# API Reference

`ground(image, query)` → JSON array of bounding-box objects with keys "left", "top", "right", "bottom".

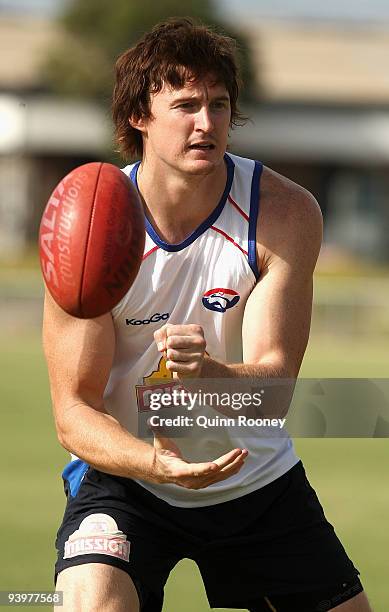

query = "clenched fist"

[{"left": 154, "top": 323, "right": 206, "bottom": 378}]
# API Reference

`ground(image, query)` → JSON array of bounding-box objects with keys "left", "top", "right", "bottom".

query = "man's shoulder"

[
  {"left": 256, "top": 166, "right": 323, "bottom": 269},
  {"left": 260, "top": 165, "right": 322, "bottom": 228}
]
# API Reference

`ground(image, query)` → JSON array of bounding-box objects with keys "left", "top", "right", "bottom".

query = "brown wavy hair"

[{"left": 112, "top": 17, "right": 244, "bottom": 160}]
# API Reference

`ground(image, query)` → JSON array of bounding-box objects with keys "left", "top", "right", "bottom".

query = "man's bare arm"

[
  {"left": 238, "top": 169, "right": 323, "bottom": 378},
  {"left": 43, "top": 291, "right": 156, "bottom": 477},
  {"left": 43, "top": 291, "right": 246, "bottom": 486}
]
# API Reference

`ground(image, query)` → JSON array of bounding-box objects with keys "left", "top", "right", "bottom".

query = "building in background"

[
  {"left": 232, "top": 19, "right": 389, "bottom": 263},
  {"left": 0, "top": 14, "right": 111, "bottom": 256},
  {"left": 1, "top": 8, "right": 389, "bottom": 264}
]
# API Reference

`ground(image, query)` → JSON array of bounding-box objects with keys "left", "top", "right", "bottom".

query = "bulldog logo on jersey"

[{"left": 202, "top": 288, "right": 240, "bottom": 313}]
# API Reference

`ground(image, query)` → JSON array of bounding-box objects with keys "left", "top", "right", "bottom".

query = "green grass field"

[{"left": 1, "top": 326, "right": 388, "bottom": 610}]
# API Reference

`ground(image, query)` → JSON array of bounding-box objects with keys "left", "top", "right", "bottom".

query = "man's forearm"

[
  {"left": 199, "top": 357, "right": 295, "bottom": 419},
  {"left": 56, "top": 401, "right": 155, "bottom": 480},
  {"left": 201, "top": 356, "right": 290, "bottom": 379}
]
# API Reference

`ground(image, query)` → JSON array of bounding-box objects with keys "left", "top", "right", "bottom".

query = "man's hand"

[
  {"left": 154, "top": 323, "right": 206, "bottom": 378},
  {"left": 152, "top": 323, "right": 248, "bottom": 489},
  {"left": 149, "top": 430, "right": 248, "bottom": 489}
]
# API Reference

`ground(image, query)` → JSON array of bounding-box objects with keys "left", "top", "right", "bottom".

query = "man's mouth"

[{"left": 188, "top": 143, "right": 216, "bottom": 150}]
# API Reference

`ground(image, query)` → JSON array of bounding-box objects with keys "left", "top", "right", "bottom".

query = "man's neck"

[{"left": 136, "top": 157, "right": 227, "bottom": 244}]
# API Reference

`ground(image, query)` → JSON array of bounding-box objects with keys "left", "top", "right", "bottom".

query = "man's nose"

[{"left": 195, "top": 106, "right": 214, "bottom": 132}]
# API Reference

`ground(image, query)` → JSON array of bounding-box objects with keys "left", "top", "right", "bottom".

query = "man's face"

[{"left": 138, "top": 75, "right": 231, "bottom": 175}]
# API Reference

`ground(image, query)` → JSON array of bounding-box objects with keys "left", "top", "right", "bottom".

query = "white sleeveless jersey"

[{"left": 103, "top": 152, "right": 299, "bottom": 507}]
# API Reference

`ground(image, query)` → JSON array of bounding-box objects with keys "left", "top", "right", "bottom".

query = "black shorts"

[{"left": 55, "top": 461, "right": 363, "bottom": 611}]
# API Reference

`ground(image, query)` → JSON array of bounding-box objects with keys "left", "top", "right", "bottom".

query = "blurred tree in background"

[{"left": 43, "top": 0, "right": 255, "bottom": 105}]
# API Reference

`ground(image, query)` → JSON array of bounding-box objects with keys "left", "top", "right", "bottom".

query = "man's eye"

[
  {"left": 212, "top": 101, "right": 227, "bottom": 109},
  {"left": 178, "top": 103, "right": 194, "bottom": 109}
]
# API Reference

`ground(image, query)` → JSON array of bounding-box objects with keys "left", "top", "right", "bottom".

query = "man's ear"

[{"left": 129, "top": 116, "right": 147, "bottom": 134}]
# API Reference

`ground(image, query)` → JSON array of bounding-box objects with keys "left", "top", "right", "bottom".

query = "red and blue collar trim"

[{"left": 129, "top": 153, "right": 235, "bottom": 252}]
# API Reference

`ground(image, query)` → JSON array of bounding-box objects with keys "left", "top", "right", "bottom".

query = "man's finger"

[
  {"left": 183, "top": 461, "right": 220, "bottom": 477},
  {"left": 198, "top": 463, "right": 245, "bottom": 488},
  {"left": 194, "top": 452, "right": 248, "bottom": 487},
  {"left": 166, "top": 348, "right": 202, "bottom": 363},
  {"left": 178, "top": 450, "right": 246, "bottom": 483},
  {"left": 166, "top": 360, "right": 201, "bottom": 373},
  {"left": 212, "top": 448, "right": 247, "bottom": 470},
  {"left": 154, "top": 324, "right": 168, "bottom": 351},
  {"left": 219, "top": 451, "right": 247, "bottom": 473},
  {"left": 166, "top": 335, "right": 205, "bottom": 350},
  {"left": 165, "top": 324, "right": 204, "bottom": 337}
]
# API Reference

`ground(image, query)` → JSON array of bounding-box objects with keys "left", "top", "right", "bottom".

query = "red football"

[{"left": 39, "top": 162, "right": 145, "bottom": 318}]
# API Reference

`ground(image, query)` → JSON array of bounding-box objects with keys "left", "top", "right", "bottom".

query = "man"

[{"left": 43, "top": 18, "right": 371, "bottom": 612}]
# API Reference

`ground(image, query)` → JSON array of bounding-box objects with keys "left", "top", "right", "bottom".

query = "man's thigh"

[
  {"left": 56, "top": 564, "right": 139, "bottom": 612},
  {"left": 247, "top": 579, "right": 370, "bottom": 612},
  {"left": 194, "top": 462, "right": 364, "bottom": 610},
  {"left": 55, "top": 465, "right": 181, "bottom": 611},
  {"left": 331, "top": 591, "right": 372, "bottom": 611}
]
